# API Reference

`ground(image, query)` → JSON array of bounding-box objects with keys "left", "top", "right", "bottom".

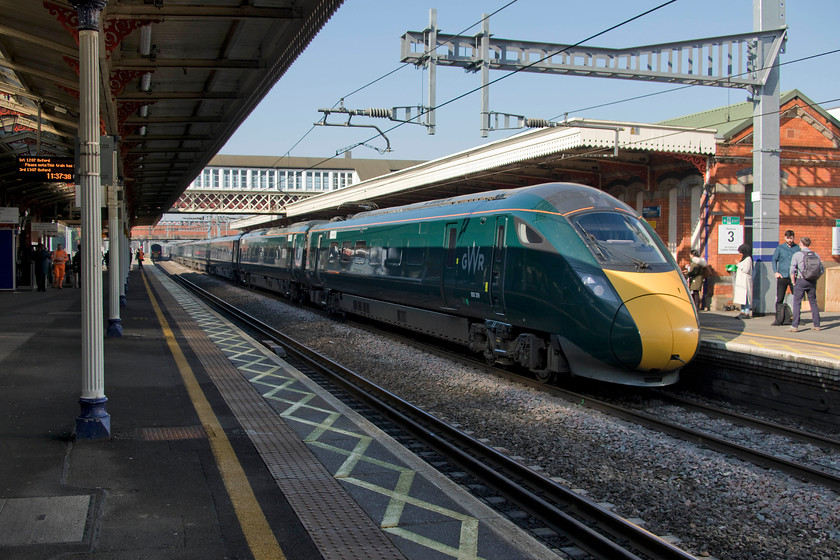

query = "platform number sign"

[
  {"left": 718, "top": 217, "right": 743, "bottom": 255},
  {"left": 833, "top": 221, "right": 840, "bottom": 255}
]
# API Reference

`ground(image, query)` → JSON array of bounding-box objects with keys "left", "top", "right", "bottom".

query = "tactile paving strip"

[
  {"left": 147, "top": 271, "right": 406, "bottom": 560},
  {"left": 148, "top": 267, "right": 554, "bottom": 560}
]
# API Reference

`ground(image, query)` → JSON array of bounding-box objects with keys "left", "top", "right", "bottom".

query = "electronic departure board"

[{"left": 17, "top": 156, "right": 74, "bottom": 182}]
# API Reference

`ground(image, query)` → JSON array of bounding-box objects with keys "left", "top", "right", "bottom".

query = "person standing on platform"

[
  {"left": 33, "top": 243, "right": 51, "bottom": 292},
  {"left": 684, "top": 249, "right": 708, "bottom": 310},
  {"left": 136, "top": 248, "right": 144, "bottom": 268},
  {"left": 770, "top": 230, "right": 799, "bottom": 325},
  {"left": 51, "top": 243, "right": 69, "bottom": 289},
  {"left": 732, "top": 243, "right": 753, "bottom": 319},
  {"left": 789, "top": 236, "right": 824, "bottom": 332}
]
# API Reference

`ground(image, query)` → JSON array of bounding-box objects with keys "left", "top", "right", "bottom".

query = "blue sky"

[{"left": 220, "top": 0, "right": 840, "bottom": 163}]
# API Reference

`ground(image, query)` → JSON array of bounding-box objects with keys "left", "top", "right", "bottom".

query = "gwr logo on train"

[{"left": 462, "top": 243, "right": 485, "bottom": 274}]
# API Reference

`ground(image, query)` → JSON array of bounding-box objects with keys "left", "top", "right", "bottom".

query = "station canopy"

[{"left": 0, "top": 0, "right": 343, "bottom": 227}]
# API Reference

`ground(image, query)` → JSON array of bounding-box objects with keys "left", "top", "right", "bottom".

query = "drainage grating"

[{"left": 139, "top": 425, "right": 206, "bottom": 441}]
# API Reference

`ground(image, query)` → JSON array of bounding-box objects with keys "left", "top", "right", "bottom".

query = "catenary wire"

[
  {"left": 287, "top": 0, "right": 680, "bottom": 169},
  {"left": 277, "top": 1, "right": 521, "bottom": 161}
]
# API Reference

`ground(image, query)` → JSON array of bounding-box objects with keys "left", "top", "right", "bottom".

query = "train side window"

[
  {"left": 445, "top": 227, "right": 457, "bottom": 267},
  {"left": 385, "top": 246, "right": 402, "bottom": 267},
  {"left": 354, "top": 241, "right": 367, "bottom": 264},
  {"left": 340, "top": 241, "right": 353, "bottom": 264},
  {"left": 406, "top": 238, "right": 425, "bottom": 266},
  {"left": 369, "top": 244, "right": 383, "bottom": 265},
  {"left": 328, "top": 242, "right": 339, "bottom": 262},
  {"left": 515, "top": 219, "right": 544, "bottom": 245},
  {"left": 495, "top": 226, "right": 504, "bottom": 262}
]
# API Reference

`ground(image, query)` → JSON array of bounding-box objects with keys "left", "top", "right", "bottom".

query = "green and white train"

[{"left": 173, "top": 183, "right": 700, "bottom": 386}]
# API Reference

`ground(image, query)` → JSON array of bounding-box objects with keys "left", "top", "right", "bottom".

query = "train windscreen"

[{"left": 571, "top": 212, "right": 670, "bottom": 271}]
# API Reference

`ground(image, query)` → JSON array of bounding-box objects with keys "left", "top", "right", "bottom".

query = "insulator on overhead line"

[
  {"left": 524, "top": 118, "right": 551, "bottom": 128},
  {"left": 362, "top": 108, "right": 393, "bottom": 119}
]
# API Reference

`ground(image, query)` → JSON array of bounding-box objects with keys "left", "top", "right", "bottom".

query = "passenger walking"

[
  {"left": 52, "top": 243, "right": 69, "bottom": 289},
  {"left": 136, "top": 248, "right": 144, "bottom": 269},
  {"left": 33, "top": 242, "right": 51, "bottom": 292},
  {"left": 684, "top": 249, "right": 707, "bottom": 310},
  {"left": 770, "top": 230, "right": 799, "bottom": 325},
  {"left": 788, "top": 236, "right": 824, "bottom": 332},
  {"left": 732, "top": 243, "right": 753, "bottom": 319}
]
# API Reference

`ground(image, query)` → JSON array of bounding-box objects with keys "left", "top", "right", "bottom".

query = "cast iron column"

[
  {"left": 72, "top": 0, "right": 110, "bottom": 439},
  {"left": 107, "top": 182, "right": 122, "bottom": 335}
]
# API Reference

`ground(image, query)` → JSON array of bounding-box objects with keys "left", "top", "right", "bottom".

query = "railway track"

[
  {"left": 342, "top": 308, "right": 840, "bottom": 493},
  {"left": 168, "top": 270, "right": 699, "bottom": 560},
  {"left": 347, "top": 312, "right": 840, "bottom": 493}
]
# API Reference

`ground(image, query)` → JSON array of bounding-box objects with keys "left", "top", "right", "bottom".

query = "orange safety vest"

[{"left": 52, "top": 249, "right": 69, "bottom": 266}]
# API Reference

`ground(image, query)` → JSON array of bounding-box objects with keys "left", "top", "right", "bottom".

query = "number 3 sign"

[{"left": 718, "top": 224, "right": 744, "bottom": 254}]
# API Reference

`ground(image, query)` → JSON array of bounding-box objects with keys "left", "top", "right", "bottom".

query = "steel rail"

[
  {"left": 649, "top": 390, "right": 840, "bottom": 453},
  {"left": 168, "top": 272, "right": 698, "bottom": 560},
  {"left": 336, "top": 311, "right": 840, "bottom": 491}
]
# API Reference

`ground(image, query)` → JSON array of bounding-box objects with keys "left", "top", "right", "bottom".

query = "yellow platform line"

[
  {"left": 701, "top": 327, "right": 840, "bottom": 362},
  {"left": 142, "top": 273, "right": 286, "bottom": 560},
  {"left": 702, "top": 326, "right": 840, "bottom": 350}
]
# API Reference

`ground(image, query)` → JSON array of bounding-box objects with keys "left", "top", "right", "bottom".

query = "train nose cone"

[{"left": 612, "top": 294, "right": 699, "bottom": 372}]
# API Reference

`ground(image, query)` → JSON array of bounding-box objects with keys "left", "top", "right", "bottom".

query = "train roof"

[
  {"left": 320, "top": 183, "right": 637, "bottom": 228},
  {"left": 240, "top": 220, "right": 330, "bottom": 239}
]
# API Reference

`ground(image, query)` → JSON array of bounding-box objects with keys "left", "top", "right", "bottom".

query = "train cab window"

[
  {"left": 340, "top": 241, "right": 353, "bottom": 264},
  {"left": 328, "top": 242, "right": 339, "bottom": 263},
  {"left": 515, "top": 219, "right": 544, "bottom": 245},
  {"left": 572, "top": 212, "right": 670, "bottom": 270},
  {"left": 354, "top": 241, "right": 367, "bottom": 264}
]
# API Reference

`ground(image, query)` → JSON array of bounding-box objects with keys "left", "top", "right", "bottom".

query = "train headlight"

[{"left": 576, "top": 271, "right": 619, "bottom": 303}]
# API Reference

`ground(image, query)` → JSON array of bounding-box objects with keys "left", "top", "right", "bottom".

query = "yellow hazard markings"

[
  {"left": 701, "top": 326, "right": 840, "bottom": 362},
  {"left": 141, "top": 273, "right": 286, "bottom": 560}
]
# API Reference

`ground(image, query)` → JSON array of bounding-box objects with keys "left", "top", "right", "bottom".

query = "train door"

[
  {"left": 307, "top": 233, "right": 326, "bottom": 286},
  {"left": 441, "top": 223, "right": 459, "bottom": 310},
  {"left": 490, "top": 217, "right": 507, "bottom": 316},
  {"left": 292, "top": 233, "right": 306, "bottom": 283}
]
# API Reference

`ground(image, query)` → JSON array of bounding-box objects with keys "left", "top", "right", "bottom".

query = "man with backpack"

[{"left": 788, "top": 236, "right": 825, "bottom": 332}]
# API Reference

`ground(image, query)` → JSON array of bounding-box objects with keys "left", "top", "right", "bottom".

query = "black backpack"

[
  {"left": 801, "top": 251, "right": 822, "bottom": 281},
  {"left": 775, "top": 303, "right": 793, "bottom": 325}
]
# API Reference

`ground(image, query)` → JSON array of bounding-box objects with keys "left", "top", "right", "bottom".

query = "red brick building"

[{"left": 649, "top": 90, "right": 839, "bottom": 311}]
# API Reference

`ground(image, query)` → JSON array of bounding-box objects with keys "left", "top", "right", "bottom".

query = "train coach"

[{"left": 173, "top": 182, "right": 700, "bottom": 387}]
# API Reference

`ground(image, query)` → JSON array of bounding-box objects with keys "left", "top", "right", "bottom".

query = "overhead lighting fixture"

[
  {"left": 140, "top": 25, "right": 152, "bottom": 57},
  {"left": 1, "top": 114, "right": 18, "bottom": 133}
]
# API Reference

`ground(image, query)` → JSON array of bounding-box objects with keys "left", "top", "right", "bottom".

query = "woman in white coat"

[{"left": 732, "top": 243, "right": 753, "bottom": 319}]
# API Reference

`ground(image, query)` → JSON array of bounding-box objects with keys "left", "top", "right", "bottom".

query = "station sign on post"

[
  {"left": 0, "top": 207, "right": 18, "bottom": 225},
  {"left": 718, "top": 216, "right": 743, "bottom": 255},
  {"left": 32, "top": 222, "right": 60, "bottom": 237}
]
